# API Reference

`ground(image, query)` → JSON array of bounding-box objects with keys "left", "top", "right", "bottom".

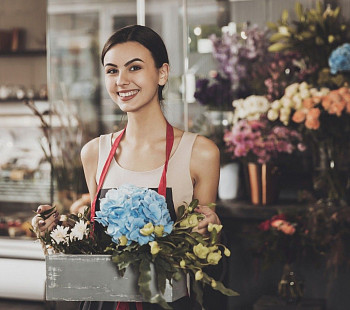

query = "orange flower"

[
  {"left": 328, "top": 90, "right": 342, "bottom": 102},
  {"left": 328, "top": 101, "right": 346, "bottom": 116},
  {"left": 271, "top": 219, "right": 296, "bottom": 235},
  {"left": 312, "top": 96, "right": 322, "bottom": 104},
  {"left": 347, "top": 102, "right": 350, "bottom": 114},
  {"left": 342, "top": 93, "right": 350, "bottom": 104},
  {"left": 292, "top": 110, "right": 306, "bottom": 123},
  {"left": 322, "top": 97, "right": 332, "bottom": 110},
  {"left": 302, "top": 98, "right": 314, "bottom": 109},
  {"left": 305, "top": 108, "right": 321, "bottom": 130},
  {"left": 338, "top": 87, "right": 349, "bottom": 95}
]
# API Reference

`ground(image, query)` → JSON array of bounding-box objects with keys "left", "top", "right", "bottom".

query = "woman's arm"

[
  {"left": 80, "top": 137, "right": 99, "bottom": 201},
  {"left": 190, "top": 135, "right": 221, "bottom": 234}
]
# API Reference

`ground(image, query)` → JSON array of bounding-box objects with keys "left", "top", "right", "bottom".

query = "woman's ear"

[{"left": 158, "top": 63, "right": 170, "bottom": 86}]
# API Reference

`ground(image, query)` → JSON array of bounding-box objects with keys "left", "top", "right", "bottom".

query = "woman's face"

[{"left": 103, "top": 41, "right": 168, "bottom": 113}]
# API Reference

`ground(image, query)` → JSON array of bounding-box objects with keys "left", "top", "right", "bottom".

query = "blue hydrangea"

[
  {"left": 94, "top": 184, "right": 174, "bottom": 246},
  {"left": 329, "top": 43, "right": 350, "bottom": 74}
]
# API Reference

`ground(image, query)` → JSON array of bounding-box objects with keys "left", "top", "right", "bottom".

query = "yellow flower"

[
  {"left": 119, "top": 235, "right": 128, "bottom": 246},
  {"left": 154, "top": 225, "right": 164, "bottom": 237},
  {"left": 208, "top": 223, "right": 223, "bottom": 233},
  {"left": 195, "top": 270, "right": 203, "bottom": 281},
  {"left": 180, "top": 214, "right": 199, "bottom": 228},
  {"left": 193, "top": 243, "right": 209, "bottom": 259},
  {"left": 224, "top": 247, "right": 231, "bottom": 257},
  {"left": 209, "top": 245, "right": 218, "bottom": 252},
  {"left": 211, "top": 280, "right": 217, "bottom": 288},
  {"left": 149, "top": 241, "right": 161, "bottom": 255},
  {"left": 180, "top": 260, "right": 186, "bottom": 268},
  {"left": 140, "top": 223, "right": 154, "bottom": 236},
  {"left": 207, "top": 251, "right": 222, "bottom": 265}
]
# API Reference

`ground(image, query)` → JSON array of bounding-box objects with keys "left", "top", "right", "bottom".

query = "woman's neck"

[{"left": 124, "top": 106, "right": 168, "bottom": 143}]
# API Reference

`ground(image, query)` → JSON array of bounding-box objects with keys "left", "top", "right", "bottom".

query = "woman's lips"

[{"left": 118, "top": 90, "right": 139, "bottom": 101}]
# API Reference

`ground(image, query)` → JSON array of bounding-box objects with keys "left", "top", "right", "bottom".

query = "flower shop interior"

[{"left": 1, "top": 0, "right": 350, "bottom": 309}]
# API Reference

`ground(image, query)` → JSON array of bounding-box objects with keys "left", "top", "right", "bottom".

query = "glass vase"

[{"left": 278, "top": 263, "right": 304, "bottom": 304}]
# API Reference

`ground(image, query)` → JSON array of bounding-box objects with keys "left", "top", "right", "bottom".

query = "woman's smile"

[{"left": 118, "top": 90, "right": 140, "bottom": 101}]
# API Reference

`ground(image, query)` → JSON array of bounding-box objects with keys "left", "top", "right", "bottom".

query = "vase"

[
  {"left": 312, "top": 139, "right": 350, "bottom": 203},
  {"left": 218, "top": 162, "right": 240, "bottom": 200},
  {"left": 278, "top": 263, "right": 304, "bottom": 304},
  {"left": 247, "top": 163, "right": 279, "bottom": 205}
]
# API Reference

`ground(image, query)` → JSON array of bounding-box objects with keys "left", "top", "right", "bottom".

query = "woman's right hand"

[{"left": 31, "top": 205, "right": 60, "bottom": 236}]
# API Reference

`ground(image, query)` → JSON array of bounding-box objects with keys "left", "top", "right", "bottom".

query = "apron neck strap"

[{"left": 90, "top": 122, "right": 174, "bottom": 227}]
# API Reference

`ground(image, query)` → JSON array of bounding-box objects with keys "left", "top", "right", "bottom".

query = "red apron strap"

[
  {"left": 90, "top": 127, "right": 126, "bottom": 231},
  {"left": 135, "top": 302, "right": 143, "bottom": 310},
  {"left": 158, "top": 122, "right": 174, "bottom": 197},
  {"left": 116, "top": 301, "right": 129, "bottom": 310},
  {"left": 90, "top": 122, "right": 174, "bottom": 230}
]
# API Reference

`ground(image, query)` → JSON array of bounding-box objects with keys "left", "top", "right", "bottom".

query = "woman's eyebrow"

[{"left": 104, "top": 58, "right": 144, "bottom": 68}]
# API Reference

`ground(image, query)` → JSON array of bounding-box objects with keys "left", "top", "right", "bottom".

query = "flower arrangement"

[
  {"left": 224, "top": 118, "right": 305, "bottom": 164},
  {"left": 256, "top": 213, "right": 313, "bottom": 266},
  {"left": 267, "top": 1, "right": 350, "bottom": 88},
  {"left": 329, "top": 43, "right": 350, "bottom": 75},
  {"left": 33, "top": 184, "right": 238, "bottom": 308},
  {"left": 210, "top": 25, "right": 270, "bottom": 98},
  {"left": 194, "top": 71, "right": 233, "bottom": 111},
  {"left": 266, "top": 82, "right": 330, "bottom": 126},
  {"left": 232, "top": 95, "right": 270, "bottom": 124}
]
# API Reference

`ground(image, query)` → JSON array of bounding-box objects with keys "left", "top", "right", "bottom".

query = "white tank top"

[{"left": 95, "top": 131, "right": 198, "bottom": 215}]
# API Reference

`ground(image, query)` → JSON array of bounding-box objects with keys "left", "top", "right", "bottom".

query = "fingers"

[
  {"left": 39, "top": 212, "right": 59, "bottom": 232},
  {"left": 36, "top": 204, "right": 52, "bottom": 214}
]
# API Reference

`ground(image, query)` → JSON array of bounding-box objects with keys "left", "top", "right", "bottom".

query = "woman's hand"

[
  {"left": 31, "top": 205, "right": 60, "bottom": 237},
  {"left": 194, "top": 205, "right": 221, "bottom": 235}
]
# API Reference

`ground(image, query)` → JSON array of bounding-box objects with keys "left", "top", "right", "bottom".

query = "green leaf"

[
  {"left": 269, "top": 33, "right": 289, "bottom": 42},
  {"left": 192, "top": 277, "right": 204, "bottom": 307},
  {"left": 210, "top": 228, "right": 218, "bottom": 245},
  {"left": 138, "top": 259, "right": 152, "bottom": 301},
  {"left": 281, "top": 9, "right": 289, "bottom": 23},
  {"left": 212, "top": 281, "right": 240, "bottom": 296},
  {"left": 316, "top": 0, "right": 323, "bottom": 14},
  {"left": 295, "top": 2, "right": 303, "bottom": 20},
  {"left": 150, "top": 294, "right": 172, "bottom": 310},
  {"left": 177, "top": 205, "right": 185, "bottom": 220},
  {"left": 155, "top": 261, "right": 167, "bottom": 295},
  {"left": 333, "top": 6, "right": 340, "bottom": 18},
  {"left": 266, "top": 21, "right": 278, "bottom": 31},
  {"left": 268, "top": 42, "right": 292, "bottom": 52},
  {"left": 188, "top": 199, "right": 199, "bottom": 210}
]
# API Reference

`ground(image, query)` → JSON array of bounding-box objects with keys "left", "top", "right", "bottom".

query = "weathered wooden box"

[{"left": 46, "top": 254, "right": 187, "bottom": 302}]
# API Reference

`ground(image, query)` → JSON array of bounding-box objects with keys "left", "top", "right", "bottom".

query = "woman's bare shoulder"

[
  {"left": 81, "top": 137, "right": 99, "bottom": 164},
  {"left": 192, "top": 134, "right": 220, "bottom": 162}
]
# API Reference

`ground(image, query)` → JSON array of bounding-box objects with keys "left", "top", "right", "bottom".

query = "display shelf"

[
  {"left": 0, "top": 49, "right": 46, "bottom": 57},
  {"left": 0, "top": 179, "right": 50, "bottom": 204}
]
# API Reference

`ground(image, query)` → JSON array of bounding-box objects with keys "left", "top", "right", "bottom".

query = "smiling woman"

[{"left": 32, "top": 24, "right": 221, "bottom": 310}]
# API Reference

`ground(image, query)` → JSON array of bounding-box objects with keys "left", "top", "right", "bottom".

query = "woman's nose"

[{"left": 116, "top": 70, "right": 130, "bottom": 86}]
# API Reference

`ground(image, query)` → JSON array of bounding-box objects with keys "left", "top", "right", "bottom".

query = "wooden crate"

[{"left": 46, "top": 254, "right": 187, "bottom": 302}]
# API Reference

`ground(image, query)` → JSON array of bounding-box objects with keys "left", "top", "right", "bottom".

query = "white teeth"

[{"left": 119, "top": 90, "right": 138, "bottom": 97}]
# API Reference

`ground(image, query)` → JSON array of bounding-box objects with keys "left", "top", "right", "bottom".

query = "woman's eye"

[
  {"left": 106, "top": 68, "right": 118, "bottom": 74},
  {"left": 130, "top": 65, "right": 141, "bottom": 72}
]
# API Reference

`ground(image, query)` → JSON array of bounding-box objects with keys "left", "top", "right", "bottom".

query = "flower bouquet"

[
  {"left": 33, "top": 184, "right": 238, "bottom": 308},
  {"left": 224, "top": 118, "right": 304, "bottom": 165}
]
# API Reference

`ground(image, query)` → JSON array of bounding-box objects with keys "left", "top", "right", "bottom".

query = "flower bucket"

[
  {"left": 247, "top": 163, "right": 280, "bottom": 205},
  {"left": 46, "top": 254, "right": 187, "bottom": 302}
]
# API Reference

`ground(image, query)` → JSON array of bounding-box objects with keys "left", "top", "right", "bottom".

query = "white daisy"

[
  {"left": 50, "top": 225, "right": 69, "bottom": 244},
  {"left": 70, "top": 220, "right": 88, "bottom": 241}
]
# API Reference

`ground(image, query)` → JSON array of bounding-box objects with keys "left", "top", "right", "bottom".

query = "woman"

[{"left": 34, "top": 25, "right": 221, "bottom": 309}]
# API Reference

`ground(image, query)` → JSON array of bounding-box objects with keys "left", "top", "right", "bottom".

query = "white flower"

[
  {"left": 300, "top": 89, "right": 311, "bottom": 100},
  {"left": 292, "top": 93, "right": 302, "bottom": 108},
  {"left": 281, "top": 97, "right": 293, "bottom": 108},
  {"left": 320, "top": 87, "right": 330, "bottom": 96},
  {"left": 271, "top": 100, "right": 282, "bottom": 110},
  {"left": 70, "top": 220, "right": 88, "bottom": 241},
  {"left": 284, "top": 83, "right": 299, "bottom": 98},
  {"left": 278, "top": 26, "right": 289, "bottom": 35},
  {"left": 298, "top": 81, "right": 309, "bottom": 91},
  {"left": 267, "top": 109, "right": 279, "bottom": 121},
  {"left": 50, "top": 225, "right": 69, "bottom": 244}
]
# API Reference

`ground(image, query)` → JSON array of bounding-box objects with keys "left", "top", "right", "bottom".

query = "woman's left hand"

[{"left": 194, "top": 205, "right": 221, "bottom": 235}]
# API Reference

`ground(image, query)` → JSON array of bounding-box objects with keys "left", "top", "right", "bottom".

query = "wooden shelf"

[{"left": 0, "top": 50, "right": 46, "bottom": 57}]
